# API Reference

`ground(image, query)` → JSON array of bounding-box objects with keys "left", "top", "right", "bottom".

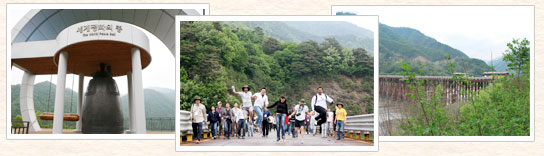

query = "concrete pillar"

[
  {"left": 74, "top": 73, "right": 84, "bottom": 132},
  {"left": 126, "top": 71, "right": 135, "bottom": 133},
  {"left": 20, "top": 71, "right": 41, "bottom": 131},
  {"left": 53, "top": 51, "right": 68, "bottom": 134},
  {"left": 130, "top": 48, "right": 146, "bottom": 134}
]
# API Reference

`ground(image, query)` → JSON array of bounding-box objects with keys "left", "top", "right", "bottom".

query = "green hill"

[
  {"left": 488, "top": 56, "right": 511, "bottom": 73},
  {"left": 379, "top": 23, "right": 490, "bottom": 76},
  {"left": 120, "top": 88, "right": 175, "bottom": 118},
  {"left": 228, "top": 21, "right": 374, "bottom": 53},
  {"left": 11, "top": 81, "right": 78, "bottom": 119},
  {"left": 336, "top": 10, "right": 490, "bottom": 76}
]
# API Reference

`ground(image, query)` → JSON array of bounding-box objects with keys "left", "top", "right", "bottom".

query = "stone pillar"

[
  {"left": 20, "top": 71, "right": 41, "bottom": 131},
  {"left": 74, "top": 73, "right": 84, "bottom": 132},
  {"left": 53, "top": 51, "right": 68, "bottom": 134},
  {"left": 130, "top": 48, "right": 146, "bottom": 134},
  {"left": 126, "top": 71, "right": 135, "bottom": 133}
]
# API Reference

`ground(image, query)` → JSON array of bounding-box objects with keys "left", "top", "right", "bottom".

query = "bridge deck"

[{"left": 182, "top": 130, "right": 373, "bottom": 146}]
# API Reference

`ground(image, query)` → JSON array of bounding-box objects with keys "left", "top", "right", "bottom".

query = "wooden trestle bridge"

[{"left": 379, "top": 75, "right": 495, "bottom": 105}]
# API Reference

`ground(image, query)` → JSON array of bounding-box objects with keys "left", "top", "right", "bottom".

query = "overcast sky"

[
  {"left": 9, "top": 9, "right": 175, "bottom": 95},
  {"left": 333, "top": 6, "right": 534, "bottom": 62}
]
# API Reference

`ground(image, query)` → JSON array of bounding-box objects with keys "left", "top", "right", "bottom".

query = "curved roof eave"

[{"left": 11, "top": 9, "right": 198, "bottom": 56}]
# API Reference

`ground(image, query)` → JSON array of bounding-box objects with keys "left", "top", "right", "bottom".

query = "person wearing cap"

[
  {"left": 311, "top": 87, "right": 334, "bottom": 127},
  {"left": 251, "top": 88, "right": 269, "bottom": 133},
  {"left": 232, "top": 85, "right": 253, "bottom": 113},
  {"left": 267, "top": 96, "right": 288, "bottom": 142},
  {"left": 334, "top": 103, "right": 348, "bottom": 140},
  {"left": 232, "top": 85, "right": 254, "bottom": 133},
  {"left": 216, "top": 101, "right": 225, "bottom": 138},
  {"left": 288, "top": 99, "right": 310, "bottom": 144},
  {"left": 190, "top": 96, "right": 207, "bottom": 144}
]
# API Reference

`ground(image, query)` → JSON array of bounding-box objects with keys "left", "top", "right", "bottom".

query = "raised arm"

[
  {"left": 326, "top": 94, "right": 334, "bottom": 104},
  {"left": 231, "top": 86, "right": 240, "bottom": 95}
]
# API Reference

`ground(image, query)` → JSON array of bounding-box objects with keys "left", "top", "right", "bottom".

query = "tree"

[
  {"left": 352, "top": 48, "right": 373, "bottom": 76},
  {"left": 262, "top": 37, "right": 282, "bottom": 55},
  {"left": 503, "top": 38, "right": 530, "bottom": 79},
  {"left": 296, "top": 40, "right": 323, "bottom": 74}
]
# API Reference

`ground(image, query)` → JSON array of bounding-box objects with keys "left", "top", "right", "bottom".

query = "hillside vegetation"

[{"left": 180, "top": 21, "right": 374, "bottom": 115}]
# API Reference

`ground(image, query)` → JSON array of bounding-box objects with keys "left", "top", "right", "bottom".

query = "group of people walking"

[{"left": 189, "top": 85, "right": 347, "bottom": 144}]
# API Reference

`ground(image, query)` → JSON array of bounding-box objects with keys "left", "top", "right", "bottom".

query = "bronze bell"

[{"left": 82, "top": 63, "right": 124, "bottom": 134}]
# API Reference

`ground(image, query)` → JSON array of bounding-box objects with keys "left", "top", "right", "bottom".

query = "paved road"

[{"left": 183, "top": 130, "right": 373, "bottom": 146}]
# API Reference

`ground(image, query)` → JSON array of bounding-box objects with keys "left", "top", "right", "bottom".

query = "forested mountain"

[
  {"left": 337, "top": 11, "right": 490, "bottom": 76},
  {"left": 488, "top": 56, "right": 510, "bottom": 72},
  {"left": 227, "top": 21, "right": 374, "bottom": 53},
  {"left": 121, "top": 88, "right": 175, "bottom": 118},
  {"left": 11, "top": 81, "right": 78, "bottom": 119},
  {"left": 379, "top": 23, "right": 490, "bottom": 76},
  {"left": 180, "top": 21, "right": 374, "bottom": 115}
]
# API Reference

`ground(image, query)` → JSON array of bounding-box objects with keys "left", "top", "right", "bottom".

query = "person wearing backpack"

[{"left": 311, "top": 87, "right": 334, "bottom": 127}]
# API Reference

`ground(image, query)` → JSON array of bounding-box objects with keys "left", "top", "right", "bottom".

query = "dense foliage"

[
  {"left": 180, "top": 21, "right": 374, "bottom": 115},
  {"left": 398, "top": 39, "right": 530, "bottom": 136}
]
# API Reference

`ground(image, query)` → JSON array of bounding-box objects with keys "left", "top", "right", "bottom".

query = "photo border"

[
  {"left": 6, "top": 3, "right": 209, "bottom": 140},
  {"left": 175, "top": 15, "right": 380, "bottom": 152},
  {"left": 331, "top": 5, "right": 536, "bottom": 142}
]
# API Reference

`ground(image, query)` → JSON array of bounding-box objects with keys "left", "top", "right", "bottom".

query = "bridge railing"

[
  {"left": 345, "top": 114, "right": 374, "bottom": 141},
  {"left": 180, "top": 110, "right": 209, "bottom": 143},
  {"left": 380, "top": 75, "right": 493, "bottom": 81}
]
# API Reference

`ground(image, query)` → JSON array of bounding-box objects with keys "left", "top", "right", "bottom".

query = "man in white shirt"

[
  {"left": 232, "top": 85, "right": 253, "bottom": 113},
  {"left": 311, "top": 87, "right": 334, "bottom": 126},
  {"left": 252, "top": 87, "right": 269, "bottom": 132},
  {"left": 232, "top": 85, "right": 254, "bottom": 133}
]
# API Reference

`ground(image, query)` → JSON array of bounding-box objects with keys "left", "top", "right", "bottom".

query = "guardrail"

[
  {"left": 345, "top": 114, "right": 374, "bottom": 141},
  {"left": 180, "top": 110, "right": 209, "bottom": 143}
]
